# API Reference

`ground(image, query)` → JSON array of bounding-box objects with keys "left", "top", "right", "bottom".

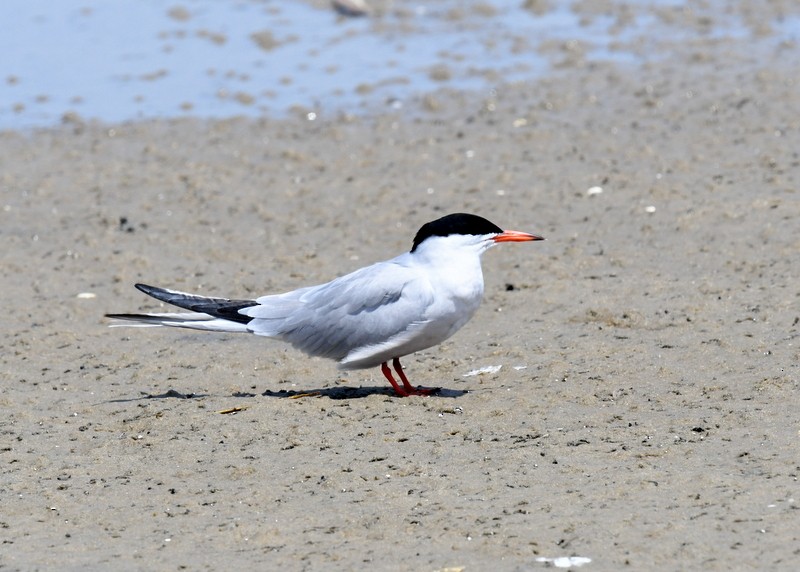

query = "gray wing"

[{"left": 241, "top": 261, "right": 434, "bottom": 362}]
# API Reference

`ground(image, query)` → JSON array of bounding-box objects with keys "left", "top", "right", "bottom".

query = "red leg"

[
  {"left": 381, "top": 362, "right": 410, "bottom": 397},
  {"left": 392, "top": 358, "right": 436, "bottom": 396}
]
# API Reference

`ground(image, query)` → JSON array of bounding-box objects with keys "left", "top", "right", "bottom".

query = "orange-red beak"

[{"left": 493, "top": 230, "right": 545, "bottom": 243}]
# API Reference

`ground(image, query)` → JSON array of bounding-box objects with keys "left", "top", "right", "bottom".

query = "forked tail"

[{"left": 106, "top": 283, "right": 258, "bottom": 332}]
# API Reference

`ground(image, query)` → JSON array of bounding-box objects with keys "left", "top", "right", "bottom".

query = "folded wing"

[{"left": 242, "top": 262, "right": 434, "bottom": 364}]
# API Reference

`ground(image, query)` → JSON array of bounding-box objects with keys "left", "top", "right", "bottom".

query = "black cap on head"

[{"left": 411, "top": 213, "right": 503, "bottom": 252}]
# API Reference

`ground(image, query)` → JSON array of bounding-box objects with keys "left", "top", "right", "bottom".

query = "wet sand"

[{"left": 2, "top": 2, "right": 799, "bottom": 570}]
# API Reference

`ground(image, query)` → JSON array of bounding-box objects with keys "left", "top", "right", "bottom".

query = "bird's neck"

[{"left": 414, "top": 245, "right": 486, "bottom": 301}]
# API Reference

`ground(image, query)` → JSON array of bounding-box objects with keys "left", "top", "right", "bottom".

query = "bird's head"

[{"left": 410, "top": 213, "right": 544, "bottom": 256}]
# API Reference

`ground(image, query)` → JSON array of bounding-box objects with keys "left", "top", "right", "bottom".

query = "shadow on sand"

[
  {"left": 256, "top": 385, "right": 467, "bottom": 400},
  {"left": 109, "top": 385, "right": 468, "bottom": 403}
]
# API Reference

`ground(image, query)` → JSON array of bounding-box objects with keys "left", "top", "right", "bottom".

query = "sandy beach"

[{"left": 2, "top": 1, "right": 799, "bottom": 570}]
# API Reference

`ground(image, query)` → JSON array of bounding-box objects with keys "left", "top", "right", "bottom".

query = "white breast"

[{"left": 338, "top": 234, "right": 488, "bottom": 369}]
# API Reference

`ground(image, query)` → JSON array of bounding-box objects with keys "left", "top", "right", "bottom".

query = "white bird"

[{"left": 107, "top": 213, "right": 543, "bottom": 396}]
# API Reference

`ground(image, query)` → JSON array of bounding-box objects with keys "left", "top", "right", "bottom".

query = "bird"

[{"left": 106, "top": 213, "right": 544, "bottom": 396}]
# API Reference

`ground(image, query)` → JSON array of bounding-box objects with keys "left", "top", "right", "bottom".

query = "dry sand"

[{"left": 2, "top": 2, "right": 799, "bottom": 571}]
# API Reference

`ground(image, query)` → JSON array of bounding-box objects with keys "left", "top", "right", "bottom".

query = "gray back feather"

[{"left": 242, "top": 261, "right": 433, "bottom": 361}]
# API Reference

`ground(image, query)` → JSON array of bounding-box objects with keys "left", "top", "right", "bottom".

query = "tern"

[{"left": 107, "top": 213, "right": 543, "bottom": 396}]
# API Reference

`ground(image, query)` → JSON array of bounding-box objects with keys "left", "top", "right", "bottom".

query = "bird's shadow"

[
  {"left": 109, "top": 385, "right": 467, "bottom": 403},
  {"left": 108, "top": 389, "right": 209, "bottom": 403},
  {"left": 256, "top": 385, "right": 467, "bottom": 400}
]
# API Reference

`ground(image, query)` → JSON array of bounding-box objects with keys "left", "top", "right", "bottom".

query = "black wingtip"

[
  {"left": 125, "top": 282, "right": 257, "bottom": 324},
  {"left": 135, "top": 283, "right": 156, "bottom": 295},
  {"left": 133, "top": 283, "right": 180, "bottom": 306},
  {"left": 105, "top": 313, "right": 148, "bottom": 320}
]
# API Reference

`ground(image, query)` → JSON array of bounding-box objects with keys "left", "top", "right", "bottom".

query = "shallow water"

[{"left": 1, "top": 0, "right": 796, "bottom": 129}]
